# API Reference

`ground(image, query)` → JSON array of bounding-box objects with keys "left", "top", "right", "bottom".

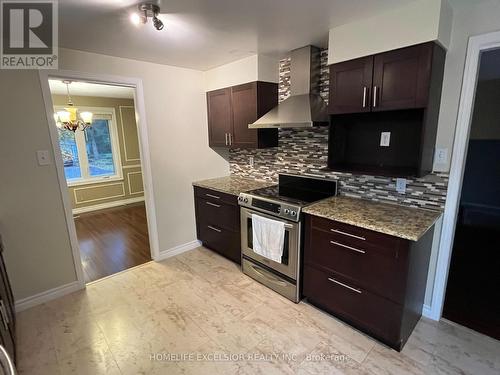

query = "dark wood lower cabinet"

[
  {"left": 0, "top": 236, "right": 16, "bottom": 365},
  {"left": 303, "top": 215, "right": 434, "bottom": 351},
  {"left": 194, "top": 187, "right": 241, "bottom": 264}
]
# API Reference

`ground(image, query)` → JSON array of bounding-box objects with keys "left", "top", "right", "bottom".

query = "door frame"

[
  {"left": 38, "top": 69, "right": 160, "bottom": 287},
  {"left": 430, "top": 30, "right": 500, "bottom": 320}
]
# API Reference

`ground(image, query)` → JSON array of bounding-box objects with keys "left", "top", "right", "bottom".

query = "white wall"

[
  {"left": 435, "top": 0, "right": 500, "bottom": 171},
  {"left": 204, "top": 54, "right": 279, "bottom": 91},
  {"left": 328, "top": 0, "right": 452, "bottom": 64},
  {"left": 0, "top": 70, "right": 78, "bottom": 300},
  {"left": 0, "top": 48, "right": 229, "bottom": 300}
]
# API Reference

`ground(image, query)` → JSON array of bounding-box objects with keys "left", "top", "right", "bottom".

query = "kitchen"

[
  {"left": 194, "top": 39, "right": 446, "bottom": 351},
  {"left": 1, "top": 0, "right": 500, "bottom": 374}
]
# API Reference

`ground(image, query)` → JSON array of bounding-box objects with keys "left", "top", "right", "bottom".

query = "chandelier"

[{"left": 54, "top": 81, "right": 93, "bottom": 132}]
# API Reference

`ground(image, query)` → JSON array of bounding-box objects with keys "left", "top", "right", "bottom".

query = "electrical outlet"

[
  {"left": 249, "top": 156, "right": 254, "bottom": 167},
  {"left": 36, "top": 150, "right": 51, "bottom": 166},
  {"left": 435, "top": 148, "right": 448, "bottom": 164},
  {"left": 396, "top": 178, "right": 406, "bottom": 194},
  {"left": 380, "top": 132, "right": 391, "bottom": 147}
]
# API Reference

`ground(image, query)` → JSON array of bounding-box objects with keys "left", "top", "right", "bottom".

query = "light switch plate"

[
  {"left": 435, "top": 148, "right": 448, "bottom": 164},
  {"left": 396, "top": 178, "right": 407, "bottom": 194},
  {"left": 380, "top": 132, "right": 391, "bottom": 147},
  {"left": 36, "top": 150, "right": 51, "bottom": 166}
]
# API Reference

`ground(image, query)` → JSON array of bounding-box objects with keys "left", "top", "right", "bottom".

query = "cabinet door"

[
  {"left": 372, "top": 43, "right": 432, "bottom": 111},
  {"left": 329, "top": 56, "right": 373, "bottom": 114},
  {"left": 230, "top": 82, "right": 258, "bottom": 148},
  {"left": 207, "top": 88, "right": 232, "bottom": 147}
]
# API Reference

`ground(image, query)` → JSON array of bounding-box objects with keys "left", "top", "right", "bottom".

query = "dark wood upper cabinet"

[
  {"left": 329, "top": 42, "right": 441, "bottom": 115},
  {"left": 329, "top": 56, "right": 373, "bottom": 115},
  {"left": 207, "top": 81, "right": 278, "bottom": 149},
  {"left": 372, "top": 43, "right": 433, "bottom": 111},
  {"left": 207, "top": 88, "right": 232, "bottom": 148},
  {"left": 327, "top": 42, "right": 446, "bottom": 177}
]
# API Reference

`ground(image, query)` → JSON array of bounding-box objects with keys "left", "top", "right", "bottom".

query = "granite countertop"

[
  {"left": 192, "top": 176, "right": 275, "bottom": 196},
  {"left": 303, "top": 196, "right": 441, "bottom": 241}
]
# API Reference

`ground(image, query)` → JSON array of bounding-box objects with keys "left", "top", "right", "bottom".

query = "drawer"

[
  {"left": 310, "top": 215, "right": 401, "bottom": 251},
  {"left": 305, "top": 227, "right": 407, "bottom": 303},
  {"left": 303, "top": 265, "right": 402, "bottom": 345},
  {"left": 194, "top": 186, "right": 238, "bottom": 206},
  {"left": 195, "top": 197, "right": 239, "bottom": 232},
  {"left": 198, "top": 222, "right": 241, "bottom": 264}
]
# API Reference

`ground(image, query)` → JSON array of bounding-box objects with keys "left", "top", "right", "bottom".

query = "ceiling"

[
  {"left": 59, "top": 0, "right": 417, "bottom": 71},
  {"left": 49, "top": 80, "right": 135, "bottom": 99}
]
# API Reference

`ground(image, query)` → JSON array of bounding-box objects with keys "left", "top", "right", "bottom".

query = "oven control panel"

[{"left": 238, "top": 193, "right": 301, "bottom": 221}]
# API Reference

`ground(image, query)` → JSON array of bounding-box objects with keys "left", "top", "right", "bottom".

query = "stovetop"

[
  {"left": 238, "top": 174, "right": 338, "bottom": 221},
  {"left": 248, "top": 185, "right": 329, "bottom": 207}
]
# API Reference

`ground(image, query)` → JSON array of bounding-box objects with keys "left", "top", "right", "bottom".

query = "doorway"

[
  {"left": 39, "top": 70, "right": 160, "bottom": 286},
  {"left": 442, "top": 48, "right": 500, "bottom": 340},
  {"left": 48, "top": 79, "right": 151, "bottom": 283}
]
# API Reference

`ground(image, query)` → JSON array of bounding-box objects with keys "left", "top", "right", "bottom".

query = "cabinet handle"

[
  {"left": 330, "top": 241, "right": 366, "bottom": 254},
  {"left": 228, "top": 133, "right": 232, "bottom": 146},
  {"left": 225, "top": 133, "right": 228, "bottom": 146},
  {"left": 0, "top": 300, "right": 8, "bottom": 330},
  {"left": 205, "top": 201, "right": 221, "bottom": 208},
  {"left": 0, "top": 345, "right": 15, "bottom": 375},
  {"left": 362, "top": 86, "right": 367, "bottom": 108},
  {"left": 330, "top": 228, "right": 366, "bottom": 241},
  {"left": 373, "top": 86, "right": 378, "bottom": 107},
  {"left": 207, "top": 225, "right": 222, "bottom": 233},
  {"left": 328, "top": 277, "right": 362, "bottom": 294},
  {"left": 206, "top": 193, "right": 220, "bottom": 199}
]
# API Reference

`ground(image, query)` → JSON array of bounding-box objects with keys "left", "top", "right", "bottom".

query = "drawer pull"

[
  {"left": 330, "top": 229, "right": 366, "bottom": 241},
  {"left": 207, "top": 225, "right": 222, "bottom": 233},
  {"left": 330, "top": 241, "right": 366, "bottom": 254},
  {"left": 205, "top": 201, "right": 221, "bottom": 208},
  {"left": 328, "top": 277, "right": 362, "bottom": 294},
  {"left": 206, "top": 193, "right": 221, "bottom": 199}
]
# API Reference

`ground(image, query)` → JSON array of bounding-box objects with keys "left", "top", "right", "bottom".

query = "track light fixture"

[{"left": 130, "top": 2, "right": 164, "bottom": 31}]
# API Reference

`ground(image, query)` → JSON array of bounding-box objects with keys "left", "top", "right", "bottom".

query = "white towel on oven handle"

[{"left": 251, "top": 214, "right": 285, "bottom": 263}]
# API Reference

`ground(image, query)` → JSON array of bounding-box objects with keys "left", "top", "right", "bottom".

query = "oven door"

[{"left": 240, "top": 207, "right": 300, "bottom": 280}]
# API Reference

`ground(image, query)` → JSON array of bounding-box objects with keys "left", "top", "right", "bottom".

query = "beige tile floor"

[{"left": 17, "top": 247, "right": 500, "bottom": 375}]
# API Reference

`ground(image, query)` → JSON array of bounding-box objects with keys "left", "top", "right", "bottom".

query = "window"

[{"left": 56, "top": 108, "right": 122, "bottom": 185}]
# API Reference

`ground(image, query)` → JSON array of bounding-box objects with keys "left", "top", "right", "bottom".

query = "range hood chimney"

[{"left": 249, "top": 45, "right": 329, "bottom": 129}]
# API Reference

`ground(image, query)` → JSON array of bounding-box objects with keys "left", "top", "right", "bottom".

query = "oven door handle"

[
  {"left": 250, "top": 264, "right": 288, "bottom": 287},
  {"left": 250, "top": 214, "right": 294, "bottom": 229}
]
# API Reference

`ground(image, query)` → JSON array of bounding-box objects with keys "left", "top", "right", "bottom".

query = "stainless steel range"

[{"left": 238, "top": 174, "right": 337, "bottom": 302}]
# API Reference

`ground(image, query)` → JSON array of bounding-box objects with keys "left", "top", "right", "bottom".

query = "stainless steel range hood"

[{"left": 249, "top": 45, "right": 329, "bottom": 129}]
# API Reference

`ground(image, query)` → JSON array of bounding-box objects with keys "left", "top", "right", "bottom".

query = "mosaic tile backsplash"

[{"left": 229, "top": 49, "right": 449, "bottom": 211}]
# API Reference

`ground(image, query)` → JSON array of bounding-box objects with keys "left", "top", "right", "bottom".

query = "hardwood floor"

[{"left": 74, "top": 203, "right": 151, "bottom": 283}]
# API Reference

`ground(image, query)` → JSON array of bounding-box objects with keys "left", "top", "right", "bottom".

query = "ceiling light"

[
  {"left": 53, "top": 81, "right": 93, "bottom": 132},
  {"left": 130, "top": 2, "right": 164, "bottom": 31},
  {"left": 130, "top": 12, "right": 142, "bottom": 26}
]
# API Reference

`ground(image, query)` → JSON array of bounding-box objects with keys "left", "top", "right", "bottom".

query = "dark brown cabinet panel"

[
  {"left": 231, "top": 83, "right": 258, "bottom": 148},
  {"left": 0, "top": 237, "right": 16, "bottom": 366},
  {"left": 207, "top": 88, "right": 232, "bottom": 147},
  {"left": 303, "top": 265, "right": 403, "bottom": 345},
  {"left": 194, "top": 187, "right": 241, "bottom": 263},
  {"left": 206, "top": 81, "right": 278, "bottom": 149},
  {"left": 372, "top": 43, "right": 433, "bottom": 111},
  {"left": 328, "top": 42, "right": 440, "bottom": 114},
  {"left": 327, "top": 42, "right": 446, "bottom": 177},
  {"left": 329, "top": 56, "right": 373, "bottom": 115},
  {"left": 303, "top": 214, "right": 435, "bottom": 351}
]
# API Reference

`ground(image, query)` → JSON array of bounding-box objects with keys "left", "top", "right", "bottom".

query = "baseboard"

[
  {"left": 15, "top": 280, "right": 84, "bottom": 312},
  {"left": 155, "top": 240, "right": 201, "bottom": 261},
  {"left": 422, "top": 304, "right": 436, "bottom": 320},
  {"left": 72, "top": 197, "right": 145, "bottom": 215}
]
